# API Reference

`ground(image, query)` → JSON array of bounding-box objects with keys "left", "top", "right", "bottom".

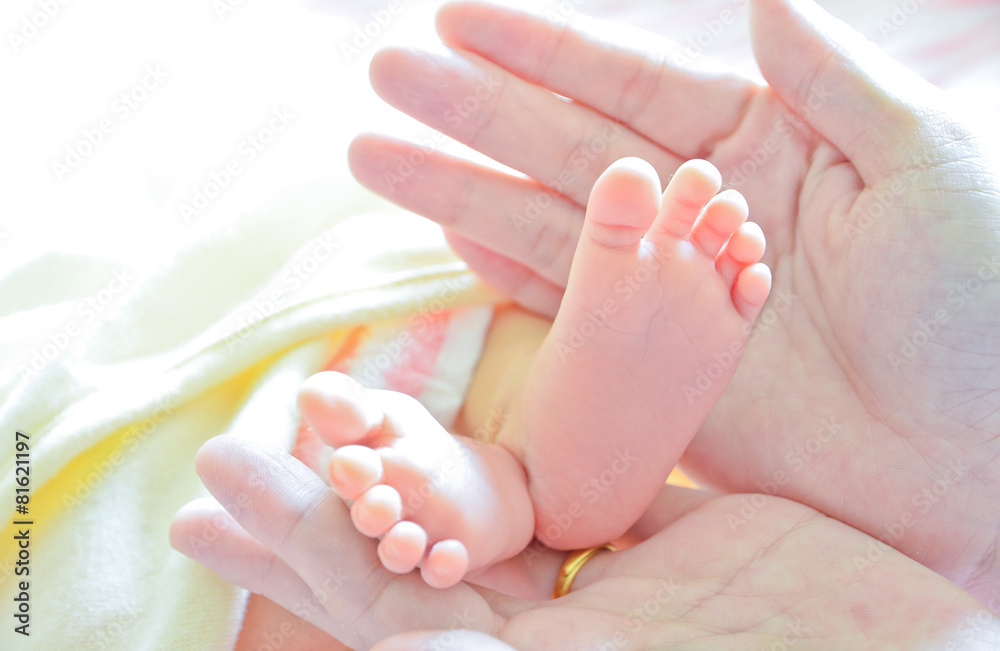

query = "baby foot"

[
  {"left": 297, "top": 372, "right": 533, "bottom": 588},
  {"left": 519, "top": 157, "right": 770, "bottom": 549}
]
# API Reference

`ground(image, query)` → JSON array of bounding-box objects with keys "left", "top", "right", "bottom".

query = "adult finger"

[
  {"left": 750, "top": 0, "right": 947, "bottom": 181},
  {"left": 436, "top": 1, "right": 759, "bottom": 161},
  {"left": 443, "top": 231, "right": 564, "bottom": 318},
  {"left": 170, "top": 497, "right": 343, "bottom": 634},
  {"left": 368, "top": 46, "right": 682, "bottom": 206},
  {"left": 192, "top": 435, "right": 508, "bottom": 650},
  {"left": 349, "top": 133, "right": 579, "bottom": 291}
]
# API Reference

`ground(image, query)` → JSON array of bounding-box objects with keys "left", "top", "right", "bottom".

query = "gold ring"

[{"left": 552, "top": 543, "right": 617, "bottom": 599}]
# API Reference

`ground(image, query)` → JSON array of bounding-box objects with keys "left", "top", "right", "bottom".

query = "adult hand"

[
  {"left": 347, "top": 0, "right": 1000, "bottom": 606},
  {"left": 170, "top": 435, "right": 999, "bottom": 650}
]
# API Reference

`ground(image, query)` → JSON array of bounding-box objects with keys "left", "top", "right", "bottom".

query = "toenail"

[{"left": 330, "top": 463, "right": 350, "bottom": 489}]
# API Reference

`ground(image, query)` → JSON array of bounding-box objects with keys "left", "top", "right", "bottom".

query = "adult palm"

[
  {"left": 171, "top": 436, "right": 998, "bottom": 650},
  {"left": 347, "top": 0, "right": 1000, "bottom": 605}
]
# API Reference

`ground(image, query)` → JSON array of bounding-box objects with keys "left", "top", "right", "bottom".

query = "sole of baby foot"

[{"left": 518, "top": 158, "right": 770, "bottom": 549}]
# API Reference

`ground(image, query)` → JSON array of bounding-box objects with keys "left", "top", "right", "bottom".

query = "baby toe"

[
  {"left": 351, "top": 484, "right": 402, "bottom": 538},
  {"left": 651, "top": 159, "right": 722, "bottom": 240},
  {"left": 733, "top": 263, "right": 773, "bottom": 321},
  {"left": 722, "top": 221, "right": 766, "bottom": 264},
  {"left": 690, "top": 189, "right": 748, "bottom": 258},
  {"left": 717, "top": 221, "right": 766, "bottom": 290},
  {"left": 298, "top": 372, "right": 382, "bottom": 447},
  {"left": 582, "top": 157, "right": 662, "bottom": 251},
  {"left": 329, "top": 445, "right": 384, "bottom": 500},
  {"left": 420, "top": 540, "right": 469, "bottom": 589},
  {"left": 378, "top": 521, "right": 428, "bottom": 574}
]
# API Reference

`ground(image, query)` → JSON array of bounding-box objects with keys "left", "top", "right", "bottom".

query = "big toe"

[
  {"left": 582, "top": 157, "right": 662, "bottom": 251},
  {"left": 298, "top": 371, "right": 382, "bottom": 447}
]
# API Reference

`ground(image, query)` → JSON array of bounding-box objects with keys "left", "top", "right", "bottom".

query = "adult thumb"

[{"left": 750, "top": 0, "right": 945, "bottom": 182}]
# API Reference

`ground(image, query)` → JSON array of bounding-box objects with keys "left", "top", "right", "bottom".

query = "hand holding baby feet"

[
  {"left": 518, "top": 157, "right": 770, "bottom": 549},
  {"left": 297, "top": 372, "right": 533, "bottom": 588},
  {"left": 295, "top": 157, "right": 769, "bottom": 584}
]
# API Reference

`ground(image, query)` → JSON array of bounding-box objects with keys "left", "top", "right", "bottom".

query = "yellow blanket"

[{"left": 0, "top": 206, "right": 497, "bottom": 649}]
